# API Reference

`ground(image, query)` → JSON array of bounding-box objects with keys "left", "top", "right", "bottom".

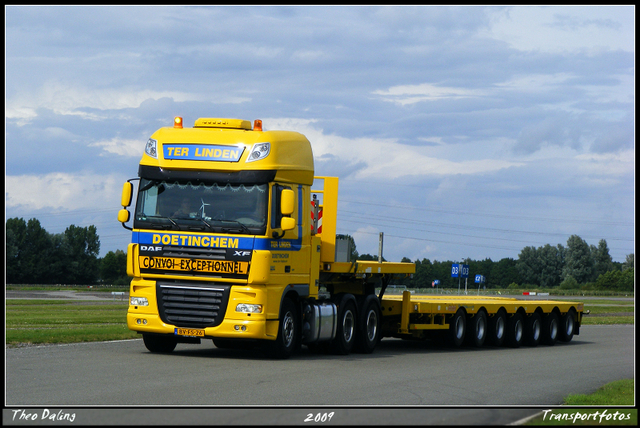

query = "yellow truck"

[{"left": 118, "top": 117, "right": 584, "bottom": 358}]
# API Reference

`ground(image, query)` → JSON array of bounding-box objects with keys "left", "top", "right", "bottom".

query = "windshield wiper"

[
  {"left": 217, "top": 219, "right": 250, "bottom": 233},
  {"left": 138, "top": 215, "right": 179, "bottom": 229}
]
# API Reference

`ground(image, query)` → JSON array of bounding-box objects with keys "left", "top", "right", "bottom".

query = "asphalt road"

[{"left": 4, "top": 324, "right": 634, "bottom": 425}]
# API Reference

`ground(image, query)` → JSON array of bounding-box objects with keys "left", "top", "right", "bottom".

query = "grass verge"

[
  {"left": 6, "top": 299, "right": 138, "bottom": 346},
  {"left": 525, "top": 379, "right": 636, "bottom": 426}
]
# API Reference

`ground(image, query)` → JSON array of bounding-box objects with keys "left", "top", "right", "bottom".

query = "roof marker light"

[
  {"left": 174, "top": 116, "right": 183, "bottom": 129},
  {"left": 253, "top": 119, "right": 263, "bottom": 132}
]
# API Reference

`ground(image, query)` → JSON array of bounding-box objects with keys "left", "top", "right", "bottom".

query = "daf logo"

[
  {"left": 234, "top": 251, "right": 251, "bottom": 257},
  {"left": 141, "top": 246, "right": 163, "bottom": 252}
]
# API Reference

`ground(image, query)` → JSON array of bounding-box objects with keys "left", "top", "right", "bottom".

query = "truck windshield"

[{"left": 134, "top": 179, "right": 268, "bottom": 235}]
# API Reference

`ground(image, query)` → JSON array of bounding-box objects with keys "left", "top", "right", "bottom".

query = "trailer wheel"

[
  {"left": 143, "top": 333, "right": 177, "bottom": 353},
  {"left": 541, "top": 312, "right": 559, "bottom": 346},
  {"left": 506, "top": 313, "right": 524, "bottom": 348},
  {"left": 448, "top": 309, "right": 466, "bottom": 347},
  {"left": 487, "top": 310, "right": 506, "bottom": 347},
  {"left": 263, "top": 297, "right": 298, "bottom": 359},
  {"left": 355, "top": 295, "right": 381, "bottom": 354},
  {"left": 559, "top": 308, "right": 576, "bottom": 343},
  {"left": 331, "top": 296, "right": 357, "bottom": 355},
  {"left": 524, "top": 313, "right": 541, "bottom": 347},
  {"left": 465, "top": 311, "right": 487, "bottom": 347}
]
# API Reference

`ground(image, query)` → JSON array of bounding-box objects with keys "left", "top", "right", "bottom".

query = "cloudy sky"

[{"left": 5, "top": 5, "right": 635, "bottom": 265}]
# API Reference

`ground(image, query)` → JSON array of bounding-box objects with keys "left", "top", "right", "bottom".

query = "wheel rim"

[
  {"left": 565, "top": 316, "right": 574, "bottom": 336},
  {"left": 365, "top": 309, "right": 378, "bottom": 342},
  {"left": 343, "top": 310, "right": 355, "bottom": 342},
  {"left": 549, "top": 318, "right": 558, "bottom": 340},
  {"left": 455, "top": 316, "right": 464, "bottom": 339},
  {"left": 514, "top": 319, "right": 523, "bottom": 342},
  {"left": 477, "top": 317, "right": 486, "bottom": 340},
  {"left": 532, "top": 319, "right": 540, "bottom": 341},
  {"left": 282, "top": 310, "right": 295, "bottom": 347},
  {"left": 496, "top": 317, "right": 505, "bottom": 339}
]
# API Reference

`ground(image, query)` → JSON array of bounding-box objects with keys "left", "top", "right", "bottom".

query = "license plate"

[{"left": 175, "top": 328, "right": 205, "bottom": 337}]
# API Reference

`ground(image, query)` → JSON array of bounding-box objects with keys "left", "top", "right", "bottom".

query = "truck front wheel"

[
  {"left": 143, "top": 333, "right": 177, "bottom": 353},
  {"left": 263, "top": 297, "right": 299, "bottom": 359}
]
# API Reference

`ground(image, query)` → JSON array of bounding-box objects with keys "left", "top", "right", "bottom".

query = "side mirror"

[
  {"left": 281, "top": 217, "right": 295, "bottom": 231},
  {"left": 118, "top": 208, "right": 130, "bottom": 223},
  {"left": 280, "top": 189, "right": 294, "bottom": 216},
  {"left": 121, "top": 182, "right": 133, "bottom": 207}
]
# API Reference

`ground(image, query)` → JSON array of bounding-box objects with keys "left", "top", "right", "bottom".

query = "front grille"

[{"left": 157, "top": 282, "right": 231, "bottom": 328}]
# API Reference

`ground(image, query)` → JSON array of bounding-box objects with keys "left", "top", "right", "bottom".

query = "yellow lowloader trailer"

[{"left": 118, "top": 117, "right": 584, "bottom": 358}]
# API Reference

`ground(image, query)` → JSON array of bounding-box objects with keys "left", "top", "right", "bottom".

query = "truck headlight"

[
  {"left": 130, "top": 296, "right": 149, "bottom": 306},
  {"left": 236, "top": 303, "right": 263, "bottom": 314},
  {"left": 246, "top": 142, "right": 270, "bottom": 162},
  {"left": 144, "top": 138, "right": 157, "bottom": 159}
]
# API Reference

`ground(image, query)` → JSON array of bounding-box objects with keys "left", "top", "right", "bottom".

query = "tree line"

[
  {"left": 5, "top": 218, "right": 635, "bottom": 292},
  {"left": 6, "top": 218, "right": 127, "bottom": 285},
  {"left": 354, "top": 235, "right": 634, "bottom": 292}
]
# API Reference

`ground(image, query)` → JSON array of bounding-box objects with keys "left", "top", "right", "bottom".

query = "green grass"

[
  {"left": 526, "top": 380, "right": 636, "bottom": 425},
  {"left": 581, "top": 300, "right": 634, "bottom": 326},
  {"left": 564, "top": 380, "right": 635, "bottom": 406},
  {"left": 6, "top": 299, "right": 138, "bottom": 346}
]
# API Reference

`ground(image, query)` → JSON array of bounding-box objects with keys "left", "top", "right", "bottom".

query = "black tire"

[
  {"left": 465, "top": 311, "right": 487, "bottom": 347},
  {"left": 143, "top": 333, "right": 177, "bottom": 353},
  {"left": 541, "top": 312, "right": 559, "bottom": 346},
  {"left": 448, "top": 308, "right": 466, "bottom": 347},
  {"left": 558, "top": 308, "right": 576, "bottom": 343},
  {"left": 505, "top": 313, "right": 524, "bottom": 348},
  {"left": 355, "top": 295, "right": 381, "bottom": 354},
  {"left": 263, "top": 297, "right": 298, "bottom": 359},
  {"left": 487, "top": 310, "right": 506, "bottom": 347},
  {"left": 331, "top": 296, "right": 357, "bottom": 355},
  {"left": 524, "top": 313, "right": 542, "bottom": 347}
]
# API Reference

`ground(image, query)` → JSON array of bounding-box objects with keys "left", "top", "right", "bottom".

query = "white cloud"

[
  {"left": 90, "top": 137, "right": 145, "bottom": 157},
  {"left": 5, "top": 81, "right": 218, "bottom": 124},
  {"left": 482, "top": 6, "right": 634, "bottom": 53},
  {"left": 5, "top": 172, "right": 121, "bottom": 211},
  {"left": 266, "top": 118, "right": 522, "bottom": 180},
  {"left": 494, "top": 73, "right": 576, "bottom": 92},
  {"left": 575, "top": 149, "right": 635, "bottom": 177},
  {"left": 372, "top": 83, "right": 487, "bottom": 105}
]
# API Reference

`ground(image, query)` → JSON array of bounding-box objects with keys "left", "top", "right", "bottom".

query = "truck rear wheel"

[
  {"left": 559, "top": 309, "right": 576, "bottom": 343},
  {"left": 355, "top": 295, "right": 381, "bottom": 354},
  {"left": 448, "top": 309, "right": 466, "bottom": 347},
  {"left": 465, "top": 311, "right": 487, "bottom": 347},
  {"left": 487, "top": 310, "right": 506, "bottom": 347},
  {"left": 524, "top": 313, "right": 541, "bottom": 347},
  {"left": 143, "top": 333, "right": 177, "bottom": 353},
  {"left": 263, "top": 297, "right": 298, "bottom": 359},
  {"left": 331, "top": 296, "right": 357, "bottom": 355},
  {"left": 541, "top": 312, "right": 559, "bottom": 346},
  {"left": 506, "top": 313, "right": 524, "bottom": 348}
]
